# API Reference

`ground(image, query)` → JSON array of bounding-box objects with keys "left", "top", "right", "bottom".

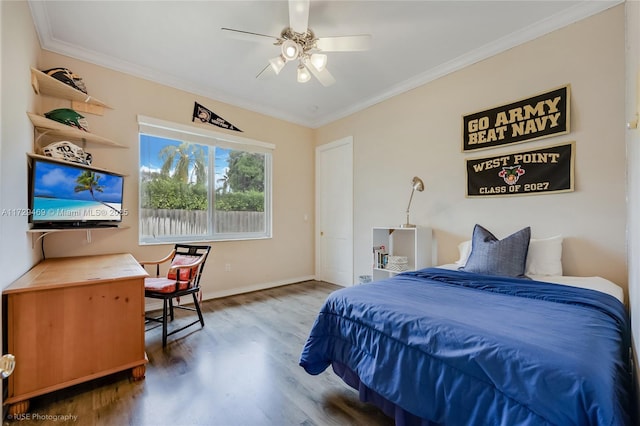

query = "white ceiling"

[{"left": 28, "top": 0, "right": 621, "bottom": 128}]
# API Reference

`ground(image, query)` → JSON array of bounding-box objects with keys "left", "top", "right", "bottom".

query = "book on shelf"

[{"left": 373, "top": 245, "right": 388, "bottom": 269}]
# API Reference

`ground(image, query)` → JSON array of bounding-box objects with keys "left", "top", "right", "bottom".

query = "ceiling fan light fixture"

[
  {"left": 269, "top": 55, "right": 286, "bottom": 74},
  {"left": 281, "top": 39, "right": 300, "bottom": 61},
  {"left": 222, "top": 0, "right": 372, "bottom": 87},
  {"left": 297, "top": 64, "right": 311, "bottom": 83},
  {"left": 309, "top": 53, "right": 327, "bottom": 72}
]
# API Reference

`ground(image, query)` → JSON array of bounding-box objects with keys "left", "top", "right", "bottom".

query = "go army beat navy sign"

[
  {"left": 466, "top": 142, "right": 574, "bottom": 197},
  {"left": 462, "top": 85, "right": 570, "bottom": 152}
]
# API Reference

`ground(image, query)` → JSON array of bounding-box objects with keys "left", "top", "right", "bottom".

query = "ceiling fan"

[{"left": 221, "top": 0, "right": 372, "bottom": 87}]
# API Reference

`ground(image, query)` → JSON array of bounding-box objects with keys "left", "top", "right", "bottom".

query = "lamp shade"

[
  {"left": 269, "top": 55, "right": 286, "bottom": 74},
  {"left": 281, "top": 40, "right": 300, "bottom": 61},
  {"left": 309, "top": 53, "right": 327, "bottom": 72},
  {"left": 297, "top": 64, "right": 311, "bottom": 83},
  {"left": 411, "top": 176, "right": 425, "bottom": 192}
]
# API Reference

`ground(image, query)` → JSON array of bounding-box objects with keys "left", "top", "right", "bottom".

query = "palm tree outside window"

[{"left": 139, "top": 133, "right": 271, "bottom": 244}]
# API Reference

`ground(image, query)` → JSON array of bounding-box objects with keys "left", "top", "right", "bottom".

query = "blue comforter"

[{"left": 299, "top": 268, "right": 631, "bottom": 425}]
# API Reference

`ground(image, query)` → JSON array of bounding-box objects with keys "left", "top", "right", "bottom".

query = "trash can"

[{"left": 358, "top": 275, "right": 372, "bottom": 284}]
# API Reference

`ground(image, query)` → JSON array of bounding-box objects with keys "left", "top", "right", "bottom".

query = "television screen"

[{"left": 30, "top": 157, "right": 124, "bottom": 228}]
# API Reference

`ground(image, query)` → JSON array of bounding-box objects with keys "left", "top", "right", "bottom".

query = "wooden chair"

[{"left": 139, "top": 244, "right": 211, "bottom": 347}]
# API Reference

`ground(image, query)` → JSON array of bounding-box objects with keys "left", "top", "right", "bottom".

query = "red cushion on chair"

[
  {"left": 166, "top": 254, "right": 200, "bottom": 281},
  {"left": 144, "top": 277, "right": 191, "bottom": 294}
]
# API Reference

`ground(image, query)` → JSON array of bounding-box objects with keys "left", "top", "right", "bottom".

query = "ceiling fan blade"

[
  {"left": 304, "top": 59, "right": 335, "bottom": 87},
  {"left": 289, "top": 0, "right": 310, "bottom": 34},
  {"left": 221, "top": 27, "right": 278, "bottom": 43},
  {"left": 316, "top": 35, "right": 372, "bottom": 52},
  {"left": 256, "top": 63, "right": 277, "bottom": 80}
]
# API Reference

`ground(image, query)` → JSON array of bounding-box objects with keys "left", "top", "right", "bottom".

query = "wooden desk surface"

[
  {"left": 4, "top": 253, "right": 148, "bottom": 294},
  {"left": 3, "top": 252, "right": 148, "bottom": 411}
]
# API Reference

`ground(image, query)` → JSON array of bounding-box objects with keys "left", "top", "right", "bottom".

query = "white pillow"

[
  {"left": 455, "top": 240, "right": 472, "bottom": 266},
  {"left": 455, "top": 234, "right": 563, "bottom": 276},
  {"left": 525, "top": 235, "right": 563, "bottom": 276}
]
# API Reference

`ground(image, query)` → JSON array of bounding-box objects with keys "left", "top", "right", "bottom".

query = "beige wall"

[
  {"left": 2, "top": 3, "right": 627, "bottom": 293},
  {"left": 0, "top": 0, "right": 316, "bottom": 299},
  {"left": 0, "top": 1, "right": 42, "bottom": 287},
  {"left": 316, "top": 5, "right": 628, "bottom": 290},
  {"left": 0, "top": 0, "right": 43, "bottom": 403},
  {"left": 625, "top": 0, "right": 640, "bottom": 412},
  {"left": 0, "top": 2, "right": 628, "bottom": 300},
  {"left": 0, "top": 0, "right": 636, "bottom": 408},
  {"left": 34, "top": 50, "right": 316, "bottom": 298}
]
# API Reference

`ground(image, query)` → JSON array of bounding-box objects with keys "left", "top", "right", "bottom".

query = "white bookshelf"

[{"left": 372, "top": 227, "right": 433, "bottom": 281}]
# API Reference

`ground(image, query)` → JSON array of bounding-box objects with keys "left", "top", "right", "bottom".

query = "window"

[{"left": 138, "top": 116, "right": 273, "bottom": 244}]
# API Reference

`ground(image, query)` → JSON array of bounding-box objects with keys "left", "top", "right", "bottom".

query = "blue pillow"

[{"left": 461, "top": 225, "right": 531, "bottom": 278}]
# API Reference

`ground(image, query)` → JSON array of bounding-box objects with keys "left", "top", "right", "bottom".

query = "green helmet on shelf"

[{"left": 44, "top": 108, "right": 90, "bottom": 132}]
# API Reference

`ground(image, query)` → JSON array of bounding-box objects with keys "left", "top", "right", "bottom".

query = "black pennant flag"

[{"left": 192, "top": 102, "right": 243, "bottom": 132}]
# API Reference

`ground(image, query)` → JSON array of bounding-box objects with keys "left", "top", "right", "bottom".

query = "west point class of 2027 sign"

[
  {"left": 462, "top": 85, "right": 570, "bottom": 152},
  {"left": 466, "top": 142, "right": 574, "bottom": 198}
]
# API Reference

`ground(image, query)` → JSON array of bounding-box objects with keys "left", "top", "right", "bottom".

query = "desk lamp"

[{"left": 401, "top": 176, "right": 424, "bottom": 228}]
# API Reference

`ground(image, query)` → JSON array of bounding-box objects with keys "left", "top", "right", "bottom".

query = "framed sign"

[
  {"left": 466, "top": 142, "right": 574, "bottom": 197},
  {"left": 462, "top": 85, "right": 570, "bottom": 152}
]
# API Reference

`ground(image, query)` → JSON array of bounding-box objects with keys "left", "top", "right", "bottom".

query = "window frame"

[{"left": 137, "top": 115, "right": 274, "bottom": 244}]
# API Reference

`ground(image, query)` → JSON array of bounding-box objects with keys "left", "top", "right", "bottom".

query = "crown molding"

[
  {"left": 308, "top": 0, "right": 624, "bottom": 128},
  {"left": 29, "top": 0, "right": 623, "bottom": 129}
]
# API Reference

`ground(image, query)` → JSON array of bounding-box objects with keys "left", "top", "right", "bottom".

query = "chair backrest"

[{"left": 167, "top": 244, "right": 211, "bottom": 288}]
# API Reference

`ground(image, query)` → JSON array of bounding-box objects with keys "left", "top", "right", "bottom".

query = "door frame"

[{"left": 315, "top": 136, "right": 354, "bottom": 286}]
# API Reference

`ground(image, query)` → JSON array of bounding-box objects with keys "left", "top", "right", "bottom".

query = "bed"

[{"left": 299, "top": 225, "right": 632, "bottom": 425}]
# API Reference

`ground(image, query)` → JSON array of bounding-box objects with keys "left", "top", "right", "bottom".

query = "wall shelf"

[
  {"left": 27, "top": 112, "right": 126, "bottom": 148},
  {"left": 372, "top": 227, "right": 433, "bottom": 282},
  {"left": 27, "top": 67, "right": 127, "bottom": 247},
  {"left": 28, "top": 226, "right": 129, "bottom": 247},
  {"left": 30, "top": 67, "right": 112, "bottom": 115},
  {"left": 27, "top": 153, "right": 126, "bottom": 176}
]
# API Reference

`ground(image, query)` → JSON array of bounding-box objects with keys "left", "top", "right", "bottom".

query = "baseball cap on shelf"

[{"left": 42, "top": 67, "right": 88, "bottom": 94}]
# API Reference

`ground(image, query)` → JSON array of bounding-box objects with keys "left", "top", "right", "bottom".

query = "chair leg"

[
  {"left": 192, "top": 293, "right": 205, "bottom": 327},
  {"left": 162, "top": 298, "right": 168, "bottom": 348},
  {"left": 169, "top": 297, "right": 175, "bottom": 321}
]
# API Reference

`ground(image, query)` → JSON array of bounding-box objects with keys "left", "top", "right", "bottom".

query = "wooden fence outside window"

[{"left": 140, "top": 209, "right": 264, "bottom": 236}]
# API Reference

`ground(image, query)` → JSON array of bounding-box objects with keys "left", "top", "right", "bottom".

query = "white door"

[{"left": 316, "top": 137, "right": 353, "bottom": 286}]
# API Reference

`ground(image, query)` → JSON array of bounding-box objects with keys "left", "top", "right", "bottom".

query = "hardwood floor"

[{"left": 4, "top": 281, "right": 394, "bottom": 426}]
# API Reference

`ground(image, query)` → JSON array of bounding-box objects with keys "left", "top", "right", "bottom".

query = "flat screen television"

[{"left": 29, "top": 157, "right": 125, "bottom": 229}]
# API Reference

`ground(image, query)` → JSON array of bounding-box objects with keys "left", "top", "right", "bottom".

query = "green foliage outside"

[
  {"left": 141, "top": 142, "right": 265, "bottom": 212},
  {"left": 215, "top": 191, "right": 264, "bottom": 212},
  {"left": 226, "top": 151, "right": 264, "bottom": 192},
  {"left": 159, "top": 142, "right": 206, "bottom": 186},
  {"left": 141, "top": 178, "right": 208, "bottom": 210}
]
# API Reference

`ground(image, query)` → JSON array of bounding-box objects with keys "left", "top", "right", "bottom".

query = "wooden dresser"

[{"left": 2, "top": 253, "right": 148, "bottom": 415}]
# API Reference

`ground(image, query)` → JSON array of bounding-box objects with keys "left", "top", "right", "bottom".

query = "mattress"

[{"left": 300, "top": 267, "right": 632, "bottom": 425}]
